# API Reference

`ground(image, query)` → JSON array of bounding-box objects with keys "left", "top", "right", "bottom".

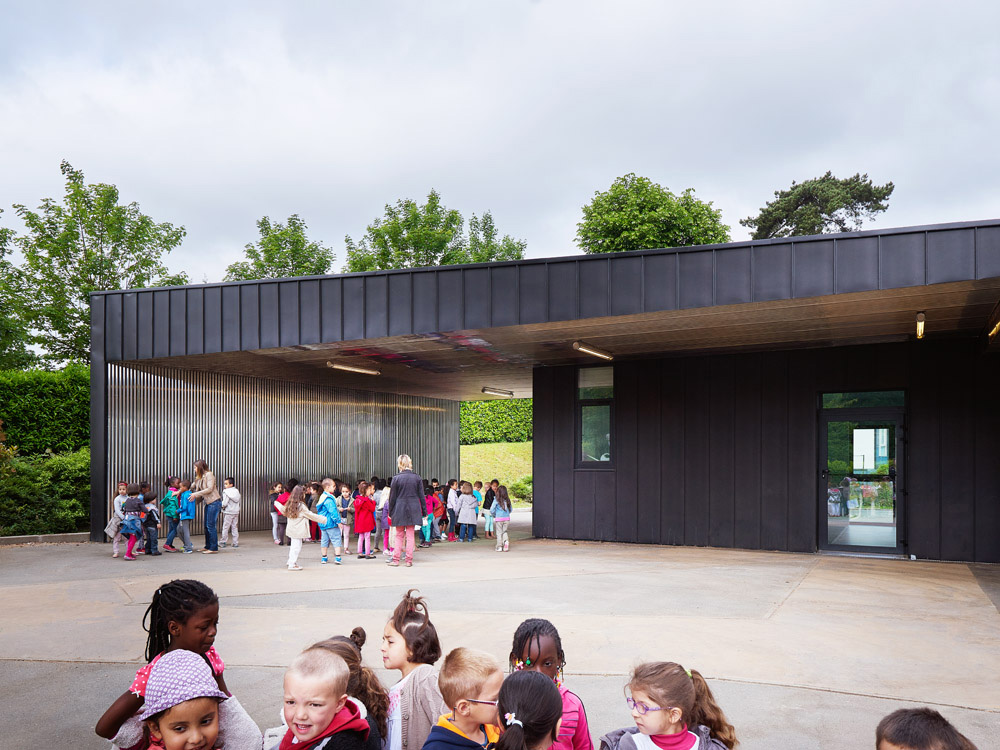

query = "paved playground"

[{"left": 2, "top": 511, "right": 998, "bottom": 749}]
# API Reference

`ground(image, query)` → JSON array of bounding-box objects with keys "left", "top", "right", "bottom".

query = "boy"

[
  {"left": 318, "top": 478, "right": 344, "bottom": 565},
  {"left": 426, "top": 648, "right": 502, "bottom": 750},
  {"left": 176, "top": 479, "right": 195, "bottom": 554},
  {"left": 220, "top": 477, "right": 241, "bottom": 548},
  {"left": 161, "top": 477, "right": 181, "bottom": 552},
  {"left": 471, "top": 482, "right": 483, "bottom": 540},
  {"left": 277, "top": 648, "right": 369, "bottom": 750},
  {"left": 446, "top": 479, "right": 460, "bottom": 542},
  {"left": 142, "top": 491, "right": 162, "bottom": 556},
  {"left": 876, "top": 708, "right": 978, "bottom": 750}
]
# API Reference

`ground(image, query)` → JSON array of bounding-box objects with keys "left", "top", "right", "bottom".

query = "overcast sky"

[{"left": 2, "top": 1, "right": 998, "bottom": 283}]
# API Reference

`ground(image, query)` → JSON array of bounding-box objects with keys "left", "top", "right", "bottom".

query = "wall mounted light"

[
  {"left": 481, "top": 386, "right": 514, "bottom": 398},
  {"left": 572, "top": 341, "right": 613, "bottom": 360},
  {"left": 916, "top": 312, "right": 926, "bottom": 340},
  {"left": 327, "top": 361, "right": 381, "bottom": 376},
  {"left": 989, "top": 320, "right": 1000, "bottom": 340}
]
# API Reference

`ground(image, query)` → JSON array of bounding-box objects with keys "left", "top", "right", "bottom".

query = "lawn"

[{"left": 460, "top": 441, "right": 532, "bottom": 503}]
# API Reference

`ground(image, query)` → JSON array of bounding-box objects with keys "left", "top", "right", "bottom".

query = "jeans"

[
  {"left": 391, "top": 526, "right": 416, "bottom": 564},
  {"left": 144, "top": 526, "right": 159, "bottom": 554},
  {"left": 164, "top": 516, "right": 180, "bottom": 547},
  {"left": 270, "top": 511, "right": 281, "bottom": 542},
  {"left": 204, "top": 500, "right": 221, "bottom": 551},
  {"left": 460, "top": 522, "right": 474, "bottom": 542},
  {"left": 447, "top": 509, "right": 457, "bottom": 536}
]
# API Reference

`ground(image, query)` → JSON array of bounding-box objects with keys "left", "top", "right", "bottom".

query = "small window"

[{"left": 578, "top": 367, "right": 613, "bottom": 464}]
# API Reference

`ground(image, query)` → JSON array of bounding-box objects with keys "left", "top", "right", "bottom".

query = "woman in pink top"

[{"left": 509, "top": 618, "right": 592, "bottom": 750}]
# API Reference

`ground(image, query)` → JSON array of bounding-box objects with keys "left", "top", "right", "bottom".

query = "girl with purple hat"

[{"left": 140, "top": 649, "right": 229, "bottom": 750}]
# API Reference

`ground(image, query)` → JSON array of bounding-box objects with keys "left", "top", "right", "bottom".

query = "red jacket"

[{"left": 354, "top": 496, "right": 376, "bottom": 533}]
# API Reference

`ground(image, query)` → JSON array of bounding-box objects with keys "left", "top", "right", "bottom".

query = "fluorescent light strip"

[
  {"left": 326, "top": 361, "right": 381, "bottom": 376},
  {"left": 572, "top": 340, "right": 613, "bottom": 360},
  {"left": 481, "top": 386, "right": 514, "bottom": 398}
]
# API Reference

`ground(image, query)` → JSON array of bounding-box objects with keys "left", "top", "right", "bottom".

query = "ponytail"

[
  {"left": 390, "top": 589, "right": 441, "bottom": 664},
  {"left": 497, "top": 671, "right": 562, "bottom": 750},
  {"left": 689, "top": 669, "right": 737, "bottom": 749}
]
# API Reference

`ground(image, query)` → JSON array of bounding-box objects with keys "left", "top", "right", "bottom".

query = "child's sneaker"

[
  {"left": 162, "top": 544, "right": 176, "bottom": 553},
  {"left": 503, "top": 541, "right": 509, "bottom": 551},
  {"left": 232, "top": 543, "right": 238, "bottom": 548},
  {"left": 219, "top": 542, "right": 226, "bottom": 548},
  {"left": 123, "top": 554, "right": 136, "bottom": 561},
  {"left": 334, "top": 557, "right": 342, "bottom": 565},
  {"left": 182, "top": 549, "right": 193, "bottom": 554},
  {"left": 288, "top": 564, "right": 303, "bottom": 571},
  {"left": 321, "top": 557, "right": 328, "bottom": 565}
]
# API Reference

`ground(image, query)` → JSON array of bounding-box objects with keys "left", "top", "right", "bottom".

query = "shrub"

[
  {"left": 0, "top": 447, "right": 91, "bottom": 536},
  {"left": 460, "top": 399, "right": 532, "bottom": 445},
  {"left": 508, "top": 475, "right": 533, "bottom": 504},
  {"left": 0, "top": 365, "right": 90, "bottom": 455}
]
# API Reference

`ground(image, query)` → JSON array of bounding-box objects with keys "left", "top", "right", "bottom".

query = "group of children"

[
  {"left": 265, "top": 476, "right": 515, "bottom": 571},
  {"left": 106, "top": 477, "right": 242, "bottom": 559},
  {"left": 94, "top": 580, "right": 976, "bottom": 750}
]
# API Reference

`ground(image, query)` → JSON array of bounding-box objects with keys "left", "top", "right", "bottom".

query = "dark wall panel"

[
  {"left": 733, "top": 354, "right": 762, "bottom": 549},
  {"left": 551, "top": 367, "right": 576, "bottom": 540},
  {"left": 636, "top": 361, "right": 661, "bottom": 544},
  {"left": 548, "top": 262, "right": 578, "bottom": 321},
  {"left": 938, "top": 343, "right": 976, "bottom": 561},
  {"left": 708, "top": 356, "right": 735, "bottom": 547},
  {"left": 880, "top": 232, "right": 925, "bottom": 289},
  {"left": 437, "top": 269, "right": 463, "bottom": 332},
  {"left": 491, "top": 267, "right": 518, "bottom": 327},
  {"left": 222, "top": 286, "right": 241, "bottom": 351},
  {"left": 786, "top": 351, "right": 816, "bottom": 552},
  {"left": 907, "top": 343, "right": 941, "bottom": 559},
  {"left": 836, "top": 237, "right": 879, "bottom": 293},
  {"left": 413, "top": 273, "right": 438, "bottom": 333},
  {"left": 388, "top": 274, "right": 412, "bottom": 336},
  {"left": 644, "top": 254, "right": 676, "bottom": 313},
  {"left": 463, "top": 268, "right": 491, "bottom": 329},
  {"left": 716, "top": 249, "right": 751, "bottom": 306},
  {"left": 977, "top": 226, "right": 1000, "bottom": 279},
  {"left": 683, "top": 358, "right": 711, "bottom": 545},
  {"left": 927, "top": 229, "right": 975, "bottom": 285},
  {"left": 615, "top": 363, "right": 639, "bottom": 542},
  {"left": 169, "top": 289, "right": 187, "bottom": 356},
  {"left": 659, "top": 359, "right": 685, "bottom": 545},
  {"left": 153, "top": 291, "right": 170, "bottom": 358},
  {"left": 753, "top": 244, "right": 792, "bottom": 302},
  {"left": 579, "top": 259, "right": 609, "bottom": 319},
  {"left": 319, "top": 279, "right": 342, "bottom": 343},
  {"left": 759, "top": 352, "right": 789, "bottom": 550},
  {"left": 679, "top": 252, "right": 714, "bottom": 309},
  {"left": 363, "top": 276, "right": 387, "bottom": 339},
  {"left": 137, "top": 292, "right": 153, "bottom": 359},
  {"left": 974, "top": 355, "right": 1000, "bottom": 562},
  {"left": 519, "top": 265, "right": 547, "bottom": 324},
  {"left": 610, "top": 257, "right": 643, "bottom": 316},
  {"left": 572, "top": 471, "right": 596, "bottom": 541},
  {"left": 531, "top": 367, "right": 555, "bottom": 538},
  {"left": 258, "top": 285, "right": 279, "bottom": 349},
  {"left": 239, "top": 286, "right": 258, "bottom": 351},
  {"left": 793, "top": 241, "right": 834, "bottom": 298},
  {"left": 204, "top": 286, "right": 223, "bottom": 354},
  {"left": 186, "top": 289, "right": 205, "bottom": 355},
  {"left": 300, "top": 280, "right": 321, "bottom": 345},
  {"left": 342, "top": 278, "right": 364, "bottom": 341},
  {"left": 122, "top": 293, "right": 138, "bottom": 360}
]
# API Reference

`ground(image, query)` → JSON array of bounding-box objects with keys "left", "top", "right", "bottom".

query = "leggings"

[
  {"left": 125, "top": 534, "right": 138, "bottom": 557},
  {"left": 357, "top": 531, "right": 371, "bottom": 555},
  {"left": 383, "top": 528, "right": 392, "bottom": 552},
  {"left": 287, "top": 538, "right": 303, "bottom": 567},
  {"left": 339, "top": 523, "right": 352, "bottom": 554},
  {"left": 270, "top": 511, "right": 280, "bottom": 542},
  {"left": 484, "top": 514, "right": 494, "bottom": 533},
  {"left": 391, "top": 526, "right": 416, "bottom": 564}
]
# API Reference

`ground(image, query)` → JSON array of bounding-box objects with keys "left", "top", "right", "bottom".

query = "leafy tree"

[
  {"left": 467, "top": 211, "right": 526, "bottom": 264},
  {"left": 576, "top": 173, "right": 730, "bottom": 254},
  {"left": 13, "top": 161, "right": 188, "bottom": 363},
  {"left": 0, "top": 211, "right": 36, "bottom": 369},
  {"left": 223, "top": 214, "right": 335, "bottom": 281},
  {"left": 344, "top": 190, "right": 467, "bottom": 272},
  {"left": 740, "top": 171, "right": 894, "bottom": 240}
]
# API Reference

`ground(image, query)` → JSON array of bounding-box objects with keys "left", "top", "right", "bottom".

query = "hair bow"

[{"left": 504, "top": 712, "right": 523, "bottom": 728}]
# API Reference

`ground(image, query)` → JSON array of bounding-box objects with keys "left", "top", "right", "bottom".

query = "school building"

[{"left": 89, "top": 218, "right": 1000, "bottom": 562}]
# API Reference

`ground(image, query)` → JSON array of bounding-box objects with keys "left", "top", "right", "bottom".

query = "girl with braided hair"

[
  {"left": 95, "top": 579, "right": 228, "bottom": 741},
  {"left": 509, "top": 618, "right": 592, "bottom": 750}
]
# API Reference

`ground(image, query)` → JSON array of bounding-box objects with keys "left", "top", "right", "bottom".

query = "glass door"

[{"left": 819, "top": 397, "right": 905, "bottom": 553}]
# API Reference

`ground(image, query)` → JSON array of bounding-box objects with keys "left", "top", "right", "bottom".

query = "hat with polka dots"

[{"left": 139, "top": 649, "right": 228, "bottom": 720}]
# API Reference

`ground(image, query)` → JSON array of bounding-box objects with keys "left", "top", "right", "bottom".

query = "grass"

[{"left": 460, "top": 441, "right": 532, "bottom": 505}]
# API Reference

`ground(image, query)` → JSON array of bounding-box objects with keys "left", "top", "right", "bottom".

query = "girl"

[
  {"left": 95, "top": 579, "right": 227, "bottom": 741},
  {"left": 308, "top": 627, "right": 390, "bottom": 750},
  {"left": 599, "top": 662, "right": 737, "bottom": 750},
  {"left": 161, "top": 477, "right": 181, "bottom": 553},
  {"left": 339, "top": 482, "right": 355, "bottom": 556},
  {"left": 274, "top": 478, "right": 298, "bottom": 546},
  {"left": 510, "top": 619, "right": 592, "bottom": 750},
  {"left": 497, "top": 671, "right": 564, "bottom": 750},
  {"left": 419, "top": 482, "right": 435, "bottom": 548},
  {"left": 381, "top": 589, "right": 448, "bottom": 750},
  {"left": 138, "top": 649, "right": 229, "bottom": 750},
  {"left": 121, "top": 483, "right": 146, "bottom": 561},
  {"left": 492, "top": 486, "right": 513, "bottom": 552},
  {"left": 106, "top": 480, "right": 128, "bottom": 558},
  {"left": 456, "top": 481, "right": 478, "bottom": 543},
  {"left": 269, "top": 482, "right": 284, "bottom": 544},
  {"left": 275, "top": 485, "right": 328, "bottom": 570},
  {"left": 354, "top": 481, "right": 377, "bottom": 559}
]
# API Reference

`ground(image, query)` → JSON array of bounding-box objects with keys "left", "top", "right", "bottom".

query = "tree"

[
  {"left": 223, "top": 214, "right": 335, "bottom": 281},
  {"left": 13, "top": 161, "right": 188, "bottom": 364},
  {"left": 576, "top": 173, "right": 730, "bottom": 254},
  {"left": 0, "top": 210, "right": 37, "bottom": 370},
  {"left": 467, "top": 211, "right": 526, "bottom": 264},
  {"left": 740, "top": 171, "right": 894, "bottom": 240}
]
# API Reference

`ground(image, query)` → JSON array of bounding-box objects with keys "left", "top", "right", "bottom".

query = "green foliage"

[
  {"left": 0, "top": 365, "right": 90, "bottom": 455},
  {"left": 224, "top": 214, "right": 335, "bottom": 281},
  {"left": 344, "top": 191, "right": 525, "bottom": 272},
  {"left": 460, "top": 399, "right": 533, "bottom": 445},
  {"left": 459, "top": 442, "right": 532, "bottom": 492},
  {"left": 13, "top": 161, "right": 188, "bottom": 363},
  {"left": 740, "top": 171, "right": 894, "bottom": 240},
  {"left": 0, "top": 210, "right": 37, "bottom": 370},
  {"left": 0, "top": 447, "right": 91, "bottom": 536},
  {"left": 576, "top": 173, "right": 730, "bottom": 254},
  {"left": 508, "top": 475, "right": 533, "bottom": 503}
]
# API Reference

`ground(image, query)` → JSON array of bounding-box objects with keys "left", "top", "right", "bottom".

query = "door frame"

[{"left": 817, "top": 406, "right": 906, "bottom": 554}]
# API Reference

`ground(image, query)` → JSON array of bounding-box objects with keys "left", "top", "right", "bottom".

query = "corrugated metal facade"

[{"left": 106, "top": 363, "right": 459, "bottom": 535}]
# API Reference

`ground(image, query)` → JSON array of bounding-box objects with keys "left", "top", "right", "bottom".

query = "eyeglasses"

[
  {"left": 625, "top": 697, "right": 670, "bottom": 715},
  {"left": 465, "top": 699, "right": 498, "bottom": 706}
]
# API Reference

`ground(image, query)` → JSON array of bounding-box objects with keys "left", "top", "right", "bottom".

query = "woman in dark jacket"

[{"left": 386, "top": 454, "right": 424, "bottom": 567}]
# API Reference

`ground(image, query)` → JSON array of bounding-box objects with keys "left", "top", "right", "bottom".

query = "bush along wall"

[
  {"left": 460, "top": 399, "right": 533, "bottom": 445},
  {"left": 0, "top": 365, "right": 90, "bottom": 455},
  {"left": 0, "top": 447, "right": 91, "bottom": 535}
]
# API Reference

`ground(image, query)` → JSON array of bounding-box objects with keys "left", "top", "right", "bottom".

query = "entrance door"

[{"left": 819, "top": 394, "right": 905, "bottom": 553}]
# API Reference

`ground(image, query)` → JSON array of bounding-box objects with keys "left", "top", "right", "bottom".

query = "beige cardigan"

[
  {"left": 400, "top": 663, "right": 449, "bottom": 750},
  {"left": 191, "top": 471, "right": 221, "bottom": 503},
  {"left": 274, "top": 502, "right": 326, "bottom": 539}
]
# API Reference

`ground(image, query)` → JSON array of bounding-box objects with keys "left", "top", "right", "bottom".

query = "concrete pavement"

[{"left": 1, "top": 511, "right": 997, "bottom": 748}]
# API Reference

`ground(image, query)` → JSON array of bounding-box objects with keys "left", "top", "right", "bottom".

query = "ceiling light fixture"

[
  {"left": 916, "top": 312, "right": 926, "bottom": 340},
  {"left": 989, "top": 320, "right": 1000, "bottom": 339},
  {"left": 572, "top": 341, "right": 613, "bottom": 360},
  {"left": 326, "top": 361, "right": 381, "bottom": 376},
  {"left": 481, "top": 386, "right": 514, "bottom": 398}
]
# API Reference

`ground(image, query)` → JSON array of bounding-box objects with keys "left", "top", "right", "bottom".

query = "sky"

[{"left": 1, "top": 0, "right": 999, "bottom": 283}]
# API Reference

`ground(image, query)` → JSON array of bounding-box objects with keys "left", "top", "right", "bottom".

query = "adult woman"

[
  {"left": 191, "top": 459, "right": 222, "bottom": 553},
  {"left": 386, "top": 454, "right": 424, "bottom": 567}
]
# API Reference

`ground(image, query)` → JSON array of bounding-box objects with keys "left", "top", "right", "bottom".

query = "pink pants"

[
  {"left": 383, "top": 529, "right": 392, "bottom": 552},
  {"left": 357, "top": 531, "right": 371, "bottom": 555},
  {"left": 391, "top": 526, "right": 416, "bottom": 564}
]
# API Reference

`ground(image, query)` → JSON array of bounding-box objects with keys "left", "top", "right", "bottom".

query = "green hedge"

[
  {"left": 0, "top": 447, "right": 91, "bottom": 535},
  {"left": 0, "top": 365, "right": 90, "bottom": 455},
  {"left": 460, "top": 399, "right": 533, "bottom": 445}
]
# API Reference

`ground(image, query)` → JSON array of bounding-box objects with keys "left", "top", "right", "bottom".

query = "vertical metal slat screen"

[{"left": 106, "top": 363, "right": 460, "bottom": 535}]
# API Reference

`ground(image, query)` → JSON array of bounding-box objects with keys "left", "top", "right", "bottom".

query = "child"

[
  {"left": 446, "top": 480, "right": 460, "bottom": 542},
  {"left": 338, "top": 483, "right": 355, "bottom": 556},
  {"left": 140, "top": 649, "right": 230, "bottom": 750},
  {"left": 307, "top": 627, "right": 390, "bottom": 750},
  {"left": 381, "top": 589, "right": 448, "bottom": 750},
  {"left": 510, "top": 619, "right": 592, "bottom": 750},
  {"left": 492, "top": 486, "right": 512, "bottom": 552},
  {"left": 275, "top": 485, "right": 328, "bottom": 570},
  {"left": 419, "top": 483, "right": 435, "bottom": 548},
  {"left": 354, "top": 481, "right": 377, "bottom": 559},
  {"left": 309, "top": 482, "right": 325, "bottom": 542},
  {"left": 424, "top": 648, "right": 503, "bottom": 750},
  {"left": 600, "top": 662, "right": 736, "bottom": 750},
  {"left": 496, "top": 670, "right": 564, "bottom": 750},
  {"left": 95, "top": 579, "right": 227, "bottom": 741},
  {"left": 381, "top": 489, "right": 394, "bottom": 558},
  {"left": 143, "top": 491, "right": 162, "bottom": 556},
  {"left": 177, "top": 479, "right": 196, "bottom": 554},
  {"left": 471, "top": 482, "right": 483, "bottom": 540},
  {"left": 106, "top": 481, "right": 128, "bottom": 558},
  {"left": 220, "top": 477, "right": 241, "bottom": 548},
  {"left": 430, "top": 487, "right": 445, "bottom": 542},
  {"left": 133, "top": 482, "right": 152, "bottom": 555},
  {"left": 318, "top": 478, "right": 344, "bottom": 565},
  {"left": 456, "top": 482, "right": 478, "bottom": 543},
  {"left": 120, "top": 484, "right": 146, "bottom": 561},
  {"left": 269, "top": 482, "right": 285, "bottom": 545},
  {"left": 477, "top": 481, "right": 494, "bottom": 540},
  {"left": 161, "top": 477, "right": 181, "bottom": 553},
  {"left": 275, "top": 479, "right": 297, "bottom": 546},
  {"left": 876, "top": 707, "right": 978, "bottom": 750}
]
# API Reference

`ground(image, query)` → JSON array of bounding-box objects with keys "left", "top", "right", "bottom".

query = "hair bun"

[{"left": 350, "top": 626, "right": 366, "bottom": 649}]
